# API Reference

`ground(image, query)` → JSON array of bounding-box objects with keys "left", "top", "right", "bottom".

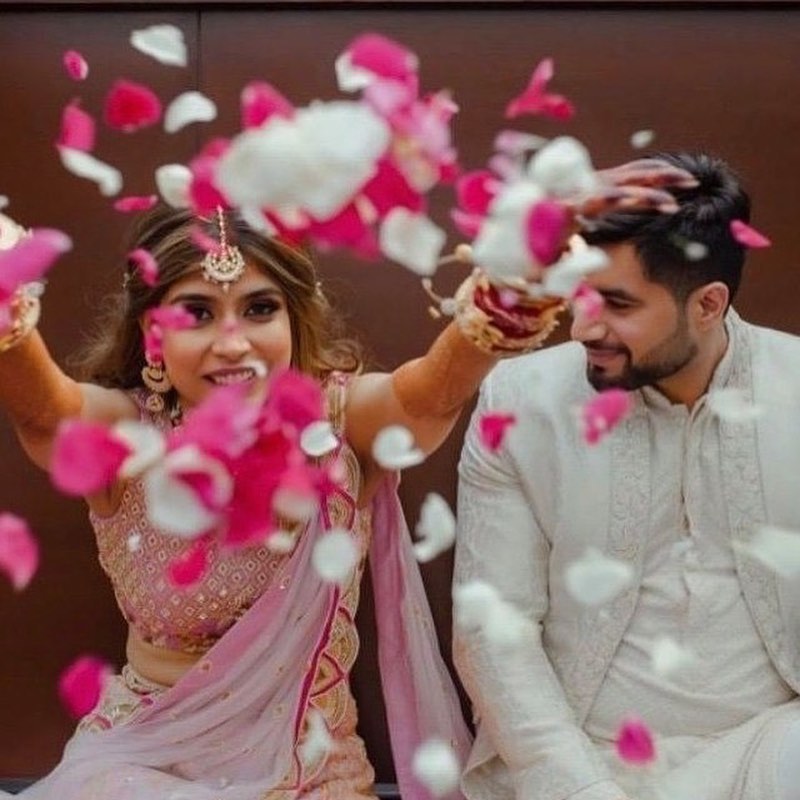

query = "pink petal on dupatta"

[
  {"left": 104, "top": 79, "right": 162, "bottom": 132},
  {"left": 505, "top": 57, "right": 576, "bottom": 121},
  {"left": 730, "top": 219, "right": 771, "bottom": 249},
  {"left": 581, "top": 389, "right": 633, "bottom": 445},
  {"left": 62, "top": 50, "right": 89, "bottom": 81},
  {"left": 240, "top": 81, "right": 294, "bottom": 129},
  {"left": 57, "top": 100, "right": 96, "bottom": 152},
  {"left": 0, "top": 513, "right": 39, "bottom": 591},
  {"left": 58, "top": 655, "right": 112, "bottom": 718},
  {"left": 616, "top": 716, "right": 656, "bottom": 764},
  {"left": 50, "top": 420, "right": 132, "bottom": 496},
  {"left": 478, "top": 412, "right": 517, "bottom": 452},
  {"left": 113, "top": 194, "right": 158, "bottom": 213},
  {"left": 0, "top": 228, "right": 72, "bottom": 296}
]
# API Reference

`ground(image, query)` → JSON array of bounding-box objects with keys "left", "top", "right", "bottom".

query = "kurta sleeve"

[{"left": 453, "top": 375, "right": 624, "bottom": 800}]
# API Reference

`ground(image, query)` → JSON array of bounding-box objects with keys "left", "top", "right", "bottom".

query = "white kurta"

[{"left": 454, "top": 311, "right": 800, "bottom": 800}]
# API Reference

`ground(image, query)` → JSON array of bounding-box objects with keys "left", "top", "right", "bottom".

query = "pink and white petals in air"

[
  {"left": 372, "top": 425, "right": 425, "bottom": 470},
  {"left": 58, "top": 147, "right": 123, "bottom": 196},
  {"left": 526, "top": 199, "right": 571, "bottom": 266},
  {"left": 188, "top": 140, "right": 231, "bottom": 217},
  {"left": 734, "top": 525, "right": 800, "bottom": 579},
  {"left": 335, "top": 33, "right": 419, "bottom": 94},
  {"left": 378, "top": 208, "right": 446, "bottom": 276},
  {"left": 50, "top": 419, "right": 132, "bottom": 496},
  {"left": 167, "top": 537, "right": 210, "bottom": 587},
  {"left": 300, "top": 420, "right": 339, "bottom": 458},
  {"left": 505, "top": 57, "right": 576, "bottom": 121},
  {"left": 155, "top": 163, "right": 193, "bottom": 209},
  {"left": 113, "top": 420, "right": 167, "bottom": 479},
  {"left": 164, "top": 91, "right": 217, "bottom": 134},
  {"left": 615, "top": 717, "right": 657, "bottom": 765},
  {"left": 452, "top": 580, "right": 529, "bottom": 649},
  {"left": 127, "top": 248, "right": 158, "bottom": 287},
  {"left": 113, "top": 194, "right": 158, "bottom": 213},
  {"left": 57, "top": 101, "right": 96, "bottom": 152},
  {"left": 62, "top": 50, "right": 89, "bottom": 81},
  {"left": 580, "top": 388, "right": 633, "bottom": 446},
  {"left": 104, "top": 79, "right": 163, "bottom": 132},
  {"left": 58, "top": 655, "right": 113, "bottom": 718},
  {"left": 312, "top": 528, "right": 359, "bottom": 585},
  {"left": 730, "top": 219, "right": 771, "bottom": 249},
  {"left": 143, "top": 304, "right": 196, "bottom": 362},
  {"left": 571, "top": 282, "right": 604, "bottom": 324},
  {"left": 478, "top": 412, "right": 517, "bottom": 453},
  {"left": 0, "top": 228, "right": 71, "bottom": 301},
  {"left": 564, "top": 547, "right": 634, "bottom": 606},
  {"left": 411, "top": 738, "right": 461, "bottom": 798},
  {"left": 130, "top": 24, "right": 187, "bottom": 68},
  {"left": 0, "top": 513, "right": 39, "bottom": 591},
  {"left": 413, "top": 493, "right": 456, "bottom": 563}
]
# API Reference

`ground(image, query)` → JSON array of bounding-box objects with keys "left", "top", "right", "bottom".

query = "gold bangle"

[{"left": 0, "top": 287, "right": 42, "bottom": 353}]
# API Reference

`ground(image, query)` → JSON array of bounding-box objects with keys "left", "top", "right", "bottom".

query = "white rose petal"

[
  {"left": 0, "top": 196, "right": 8, "bottom": 211},
  {"left": 564, "top": 547, "right": 634, "bottom": 606},
  {"left": 164, "top": 91, "right": 217, "bottom": 134},
  {"left": 266, "top": 530, "right": 297, "bottom": 554},
  {"left": 630, "top": 129, "right": 655, "bottom": 150},
  {"left": 684, "top": 241, "right": 708, "bottom": 261},
  {"left": 494, "top": 130, "right": 548, "bottom": 156},
  {"left": 735, "top": 525, "right": 800, "bottom": 578},
  {"left": 540, "top": 247, "right": 609, "bottom": 298},
  {"left": 453, "top": 580, "right": 529, "bottom": 649},
  {"left": 58, "top": 148, "right": 122, "bottom": 196},
  {"left": 130, "top": 24, "right": 187, "bottom": 67},
  {"left": 707, "top": 388, "right": 764, "bottom": 423},
  {"left": 298, "top": 709, "right": 334, "bottom": 767},
  {"left": 413, "top": 493, "right": 456, "bottom": 563},
  {"left": 312, "top": 528, "right": 359, "bottom": 584},
  {"left": 334, "top": 52, "right": 374, "bottom": 93},
  {"left": 272, "top": 487, "right": 318, "bottom": 522},
  {"left": 528, "top": 136, "right": 598, "bottom": 198},
  {"left": 650, "top": 635, "right": 695, "bottom": 678},
  {"left": 300, "top": 420, "right": 339, "bottom": 458},
  {"left": 114, "top": 420, "right": 166, "bottom": 478},
  {"left": 379, "top": 209, "right": 446, "bottom": 277},
  {"left": 155, "top": 164, "right": 192, "bottom": 209},
  {"left": 412, "top": 738, "right": 461, "bottom": 798},
  {"left": 372, "top": 425, "right": 425, "bottom": 471},
  {"left": 127, "top": 533, "right": 142, "bottom": 552}
]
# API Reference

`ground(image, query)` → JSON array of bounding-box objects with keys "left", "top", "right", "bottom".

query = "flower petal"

[
  {"left": 571, "top": 282, "right": 604, "bottom": 323},
  {"left": 57, "top": 101, "right": 95, "bottom": 152},
  {"left": 707, "top": 387, "right": 764, "bottom": 423},
  {"left": 478, "top": 412, "right": 517, "bottom": 452},
  {"left": 300, "top": 420, "right": 339, "bottom": 458},
  {"left": 564, "top": 547, "right": 634, "bottom": 606},
  {"left": 164, "top": 91, "right": 217, "bottom": 134},
  {"left": 650, "top": 635, "right": 695, "bottom": 678},
  {"left": 630, "top": 129, "right": 655, "bottom": 150},
  {"left": 0, "top": 228, "right": 72, "bottom": 295},
  {"left": 452, "top": 579, "right": 529, "bottom": 649},
  {"left": 616, "top": 717, "right": 656, "bottom": 765},
  {"left": 104, "top": 79, "right": 162, "bottom": 132},
  {"left": 541, "top": 247, "right": 608, "bottom": 298},
  {"left": 113, "top": 420, "right": 166, "bottom": 478},
  {"left": 58, "top": 147, "right": 123, "bottom": 196},
  {"left": 413, "top": 493, "right": 456, "bottom": 563},
  {"left": 372, "top": 425, "right": 425, "bottom": 470},
  {"left": 50, "top": 420, "right": 131, "bottom": 496},
  {"left": 379, "top": 209, "right": 445, "bottom": 276},
  {"left": 336, "top": 33, "right": 418, "bottom": 92},
  {"left": 167, "top": 538, "right": 209, "bottom": 587},
  {"left": 113, "top": 194, "right": 158, "bottom": 213},
  {"left": 735, "top": 524, "right": 800, "bottom": 578},
  {"left": 505, "top": 58, "right": 575, "bottom": 121},
  {"left": 127, "top": 248, "right": 158, "bottom": 287},
  {"left": 412, "top": 739, "right": 461, "bottom": 798},
  {"left": 312, "top": 528, "right": 359, "bottom": 584},
  {"left": 155, "top": 163, "right": 192, "bottom": 209},
  {"left": 130, "top": 24, "right": 187, "bottom": 67},
  {"left": 730, "top": 219, "right": 771, "bottom": 249},
  {"left": 62, "top": 50, "right": 89, "bottom": 81},
  {"left": 0, "top": 513, "right": 39, "bottom": 591},
  {"left": 580, "top": 388, "right": 633, "bottom": 445},
  {"left": 528, "top": 136, "right": 597, "bottom": 198},
  {"left": 58, "top": 655, "right": 112, "bottom": 718},
  {"left": 241, "top": 81, "right": 294, "bottom": 129},
  {"left": 526, "top": 200, "right": 570, "bottom": 266}
]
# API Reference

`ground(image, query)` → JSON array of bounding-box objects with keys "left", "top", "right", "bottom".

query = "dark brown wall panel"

[{"left": 1, "top": 2, "right": 799, "bottom": 782}]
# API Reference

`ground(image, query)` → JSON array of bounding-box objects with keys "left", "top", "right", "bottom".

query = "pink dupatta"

[{"left": 10, "top": 477, "right": 471, "bottom": 800}]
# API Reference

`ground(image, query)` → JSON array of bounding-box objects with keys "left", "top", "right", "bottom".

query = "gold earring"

[{"left": 141, "top": 357, "right": 172, "bottom": 414}]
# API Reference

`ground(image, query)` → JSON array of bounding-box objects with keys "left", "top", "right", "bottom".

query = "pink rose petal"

[
  {"left": 58, "top": 655, "right": 112, "bottom": 718},
  {"left": 616, "top": 716, "right": 656, "bottom": 765},
  {"left": 581, "top": 389, "right": 633, "bottom": 445},
  {"left": 526, "top": 200, "right": 570, "bottom": 266},
  {"left": 478, "top": 413, "right": 517, "bottom": 452},
  {"left": 128, "top": 248, "right": 158, "bottom": 287},
  {"left": 167, "top": 538, "right": 210, "bottom": 587},
  {"left": 240, "top": 81, "right": 294, "bottom": 129},
  {"left": 57, "top": 100, "right": 95, "bottom": 152},
  {"left": 343, "top": 33, "right": 419, "bottom": 84},
  {"left": 144, "top": 305, "right": 196, "bottom": 361},
  {"left": 571, "top": 282, "right": 604, "bottom": 323},
  {"left": 0, "top": 228, "right": 72, "bottom": 298},
  {"left": 104, "top": 79, "right": 162, "bottom": 132},
  {"left": 113, "top": 194, "right": 158, "bottom": 213},
  {"left": 263, "top": 369, "right": 325, "bottom": 433},
  {"left": 50, "top": 420, "right": 132, "bottom": 496},
  {"left": 456, "top": 170, "right": 498, "bottom": 216},
  {"left": 505, "top": 57, "right": 576, "bottom": 121},
  {"left": 730, "top": 219, "right": 771, "bottom": 249},
  {"left": 0, "top": 513, "right": 39, "bottom": 591},
  {"left": 188, "top": 139, "right": 230, "bottom": 217},
  {"left": 63, "top": 50, "right": 88, "bottom": 81}
]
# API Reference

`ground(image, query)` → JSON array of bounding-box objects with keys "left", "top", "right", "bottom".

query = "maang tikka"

[{"left": 201, "top": 206, "right": 246, "bottom": 290}]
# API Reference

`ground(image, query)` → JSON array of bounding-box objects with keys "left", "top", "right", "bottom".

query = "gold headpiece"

[{"left": 201, "top": 207, "right": 246, "bottom": 290}]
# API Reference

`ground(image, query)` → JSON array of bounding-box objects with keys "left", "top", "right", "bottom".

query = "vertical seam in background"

[{"left": 194, "top": 6, "right": 203, "bottom": 155}]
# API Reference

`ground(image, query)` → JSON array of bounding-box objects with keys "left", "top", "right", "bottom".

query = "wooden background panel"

[{"left": 1, "top": 2, "right": 799, "bottom": 782}]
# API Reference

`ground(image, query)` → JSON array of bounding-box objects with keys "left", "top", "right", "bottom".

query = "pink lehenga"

[{"left": 10, "top": 381, "right": 472, "bottom": 800}]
